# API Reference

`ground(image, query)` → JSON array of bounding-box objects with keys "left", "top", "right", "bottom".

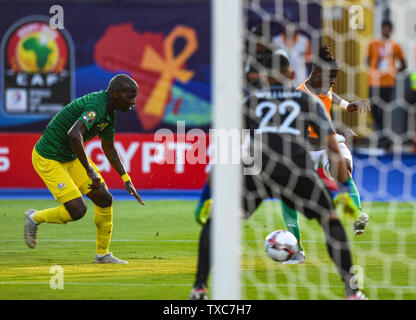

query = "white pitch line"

[
  {"left": 0, "top": 239, "right": 415, "bottom": 244},
  {"left": 0, "top": 281, "right": 190, "bottom": 287},
  {"left": 0, "top": 281, "right": 415, "bottom": 290},
  {"left": 7, "top": 239, "right": 189, "bottom": 242},
  {"left": 244, "top": 283, "right": 416, "bottom": 290}
]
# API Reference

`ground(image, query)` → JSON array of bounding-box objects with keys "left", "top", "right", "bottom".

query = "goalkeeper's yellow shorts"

[{"left": 32, "top": 147, "right": 104, "bottom": 203}]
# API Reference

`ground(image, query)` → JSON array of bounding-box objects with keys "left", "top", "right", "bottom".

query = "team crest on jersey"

[
  {"left": 83, "top": 111, "right": 96, "bottom": 124},
  {"left": 57, "top": 182, "right": 66, "bottom": 190}
]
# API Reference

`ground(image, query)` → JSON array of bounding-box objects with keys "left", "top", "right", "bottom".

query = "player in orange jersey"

[{"left": 281, "top": 46, "right": 370, "bottom": 264}]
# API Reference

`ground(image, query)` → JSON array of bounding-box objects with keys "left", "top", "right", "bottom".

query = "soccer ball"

[{"left": 264, "top": 230, "right": 298, "bottom": 262}]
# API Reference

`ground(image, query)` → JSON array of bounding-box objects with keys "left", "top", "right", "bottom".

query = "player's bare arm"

[
  {"left": 332, "top": 92, "right": 370, "bottom": 113},
  {"left": 101, "top": 138, "right": 127, "bottom": 177},
  {"left": 398, "top": 56, "right": 407, "bottom": 72},
  {"left": 68, "top": 120, "right": 101, "bottom": 189},
  {"left": 102, "top": 139, "right": 145, "bottom": 206}
]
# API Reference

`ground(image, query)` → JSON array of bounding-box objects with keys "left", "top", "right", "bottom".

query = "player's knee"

[
  {"left": 345, "top": 159, "right": 353, "bottom": 174},
  {"left": 95, "top": 191, "right": 113, "bottom": 208},
  {"left": 65, "top": 198, "right": 87, "bottom": 220}
]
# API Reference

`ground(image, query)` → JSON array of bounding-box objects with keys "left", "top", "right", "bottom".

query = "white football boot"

[
  {"left": 94, "top": 252, "right": 128, "bottom": 264},
  {"left": 353, "top": 212, "right": 369, "bottom": 236},
  {"left": 24, "top": 209, "right": 39, "bottom": 249},
  {"left": 282, "top": 251, "right": 306, "bottom": 265}
]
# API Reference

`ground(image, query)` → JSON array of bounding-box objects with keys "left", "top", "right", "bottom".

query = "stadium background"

[{"left": 0, "top": 0, "right": 415, "bottom": 202}]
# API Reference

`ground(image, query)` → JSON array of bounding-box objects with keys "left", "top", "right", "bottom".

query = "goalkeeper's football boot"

[
  {"left": 189, "top": 285, "right": 208, "bottom": 300},
  {"left": 282, "top": 251, "right": 305, "bottom": 265},
  {"left": 345, "top": 290, "right": 368, "bottom": 300},
  {"left": 353, "top": 212, "right": 369, "bottom": 236},
  {"left": 24, "top": 209, "right": 39, "bottom": 249},
  {"left": 94, "top": 252, "right": 128, "bottom": 264}
]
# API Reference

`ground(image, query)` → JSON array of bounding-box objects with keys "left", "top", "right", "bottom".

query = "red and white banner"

[{"left": 0, "top": 133, "right": 210, "bottom": 189}]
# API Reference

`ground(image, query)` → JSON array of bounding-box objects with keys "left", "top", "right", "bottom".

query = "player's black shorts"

[{"left": 242, "top": 146, "right": 334, "bottom": 220}]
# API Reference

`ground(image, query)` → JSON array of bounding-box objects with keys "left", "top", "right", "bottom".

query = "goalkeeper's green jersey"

[{"left": 35, "top": 90, "right": 116, "bottom": 162}]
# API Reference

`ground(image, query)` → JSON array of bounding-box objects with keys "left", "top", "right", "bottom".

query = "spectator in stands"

[
  {"left": 367, "top": 20, "right": 407, "bottom": 151},
  {"left": 273, "top": 22, "right": 312, "bottom": 87}
]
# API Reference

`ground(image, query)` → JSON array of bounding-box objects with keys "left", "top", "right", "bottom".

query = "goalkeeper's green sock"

[
  {"left": 347, "top": 176, "right": 361, "bottom": 211},
  {"left": 281, "top": 201, "right": 304, "bottom": 252}
]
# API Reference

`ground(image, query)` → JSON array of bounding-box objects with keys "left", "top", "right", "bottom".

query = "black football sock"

[
  {"left": 194, "top": 218, "right": 211, "bottom": 288},
  {"left": 322, "top": 218, "right": 358, "bottom": 296}
]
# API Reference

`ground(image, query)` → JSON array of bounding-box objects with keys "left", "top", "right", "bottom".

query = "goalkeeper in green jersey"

[{"left": 24, "top": 74, "right": 145, "bottom": 264}]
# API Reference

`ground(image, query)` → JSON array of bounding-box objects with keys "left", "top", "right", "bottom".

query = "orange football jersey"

[{"left": 297, "top": 81, "right": 333, "bottom": 138}]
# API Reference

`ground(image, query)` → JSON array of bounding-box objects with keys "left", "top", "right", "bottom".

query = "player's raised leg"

[
  {"left": 280, "top": 201, "right": 305, "bottom": 264},
  {"left": 347, "top": 174, "right": 369, "bottom": 235},
  {"left": 24, "top": 148, "right": 86, "bottom": 249},
  {"left": 327, "top": 146, "right": 369, "bottom": 235},
  {"left": 25, "top": 197, "right": 86, "bottom": 249},
  {"left": 344, "top": 165, "right": 369, "bottom": 235}
]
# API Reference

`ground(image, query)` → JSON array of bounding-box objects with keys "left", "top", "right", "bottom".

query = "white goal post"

[{"left": 211, "top": 0, "right": 243, "bottom": 300}]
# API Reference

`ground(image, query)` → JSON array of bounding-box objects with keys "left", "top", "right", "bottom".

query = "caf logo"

[
  {"left": 8, "top": 22, "right": 67, "bottom": 73},
  {"left": 1, "top": 16, "right": 74, "bottom": 114}
]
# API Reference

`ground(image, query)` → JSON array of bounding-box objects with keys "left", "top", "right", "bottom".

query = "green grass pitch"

[{"left": 0, "top": 199, "right": 415, "bottom": 300}]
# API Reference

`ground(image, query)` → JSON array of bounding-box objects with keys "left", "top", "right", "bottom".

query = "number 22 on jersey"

[{"left": 255, "top": 100, "right": 301, "bottom": 135}]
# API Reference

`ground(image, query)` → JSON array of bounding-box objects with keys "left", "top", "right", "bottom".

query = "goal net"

[{"left": 213, "top": 0, "right": 416, "bottom": 300}]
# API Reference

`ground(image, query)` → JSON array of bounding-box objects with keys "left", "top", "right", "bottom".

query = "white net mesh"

[{"left": 241, "top": 0, "right": 416, "bottom": 300}]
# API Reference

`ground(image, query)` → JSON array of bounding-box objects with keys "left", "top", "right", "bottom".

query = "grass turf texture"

[{"left": 0, "top": 199, "right": 415, "bottom": 300}]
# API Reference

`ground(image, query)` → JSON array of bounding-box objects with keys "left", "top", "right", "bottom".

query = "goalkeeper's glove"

[
  {"left": 334, "top": 182, "right": 359, "bottom": 220},
  {"left": 194, "top": 199, "right": 212, "bottom": 225}
]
